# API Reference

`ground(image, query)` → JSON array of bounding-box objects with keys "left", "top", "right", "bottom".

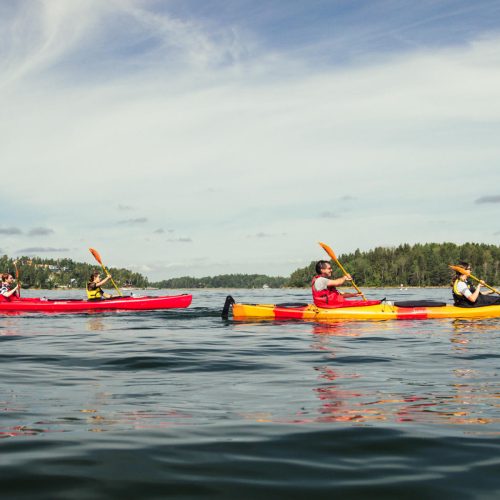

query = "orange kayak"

[{"left": 222, "top": 296, "right": 500, "bottom": 321}]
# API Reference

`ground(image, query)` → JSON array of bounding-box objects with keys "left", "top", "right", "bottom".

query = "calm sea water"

[{"left": 1, "top": 287, "right": 500, "bottom": 499}]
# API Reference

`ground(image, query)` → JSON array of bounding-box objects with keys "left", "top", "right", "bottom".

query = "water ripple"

[{"left": 2, "top": 288, "right": 500, "bottom": 497}]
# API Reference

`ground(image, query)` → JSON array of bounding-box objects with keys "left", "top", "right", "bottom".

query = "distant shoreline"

[{"left": 24, "top": 285, "right": 453, "bottom": 291}]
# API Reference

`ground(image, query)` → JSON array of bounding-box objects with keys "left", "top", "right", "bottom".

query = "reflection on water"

[
  {"left": 1, "top": 290, "right": 500, "bottom": 435},
  {"left": 451, "top": 317, "right": 500, "bottom": 332},
  {"left": 81, "top": 408, "right": 194, "bottom": 432},
  {"left": 298, "top": 318, "right": 500, "bottom": 427},
  {"left": 2, "top": 289, "right": 500, "bottom": 498},
  {"left": 311, "top": 321, "right": 362, "bottom": 337},
  {"left": 86, "top": 317, "right": 107, "bottom": 332},
  {"left": 0, "top": 318, "right": 22, "bottom": 336}
]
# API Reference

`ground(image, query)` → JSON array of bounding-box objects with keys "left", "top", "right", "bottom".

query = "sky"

[{"left": 1, "top": 0, "right": 500, "bottom": 280}]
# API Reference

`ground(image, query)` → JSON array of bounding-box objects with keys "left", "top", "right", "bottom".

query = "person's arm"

[
  {"left": 328, "top": 275, "right": 362, "bottom": 297},
  {"left": 327, "top": 274, "right": 353, "bottom": 288},
  {"left": 341, "top": 292, "right": 363, "bottom": 298},
  {"left": 3, "top": 284, "right": 19, "bottom": 298},
  {"left": 96, "top": 275, "right": 114, "bottom": 298},
  {"left": 96, "top": 275, "right": 112, "bottom": 287},
  {"left": 462, "top": 282, "right": 482, "bottom": 303}
]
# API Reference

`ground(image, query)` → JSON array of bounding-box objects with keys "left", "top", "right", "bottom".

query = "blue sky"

[{"left": 1, "top": 0, "right": 500, "bottom": 279}]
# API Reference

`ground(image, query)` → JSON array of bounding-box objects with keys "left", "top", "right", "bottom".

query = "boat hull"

[
  {"left": 231, "top": 301, "right": 500, "bottom": 321},
  {"left": 0, "top": 294, "right": 192, "bottom": 313}
]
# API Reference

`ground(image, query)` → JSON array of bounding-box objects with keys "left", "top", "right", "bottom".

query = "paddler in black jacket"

[{"left": 451, "top": 262, "right": 500, "bottom": 307}]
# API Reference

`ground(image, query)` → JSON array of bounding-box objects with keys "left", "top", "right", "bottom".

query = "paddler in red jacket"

[
  {"left": 0, "top": 273, "right": 20, "bottom": 300},
  {"left": 311, "top": 260, "right": 362, "bottom": 307}
]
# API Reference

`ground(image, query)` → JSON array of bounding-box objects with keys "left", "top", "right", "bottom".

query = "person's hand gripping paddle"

[
  {"left": 449, "top": 264, "right": 500, "bottom": 295},
  {"left": 318, "top": 242, "right": 367, "bottom": 300},
  {"left": 89, "top": 248, "right": 123, "bottom": 296}
]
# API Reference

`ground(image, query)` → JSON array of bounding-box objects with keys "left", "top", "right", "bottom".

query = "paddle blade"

[
  {"left": 89, "top": 247, "right": 103, "bottom": 265},
  {"left": 318, "top": 241, "right": 337, "bottom": 261},
  {"left": 449, "top": 264, "right": 471, "bottom": 276}
]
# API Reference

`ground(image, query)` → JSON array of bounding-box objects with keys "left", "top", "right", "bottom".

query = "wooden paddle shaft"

[{"left": 318, "top": 242, "right": 367, "bottom": 300}]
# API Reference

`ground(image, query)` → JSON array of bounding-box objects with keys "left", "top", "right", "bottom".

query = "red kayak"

[{"left": 0, "top": 294, "right": 192, "bottom": 313}]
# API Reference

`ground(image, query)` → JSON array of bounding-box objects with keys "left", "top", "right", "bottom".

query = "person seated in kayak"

[
  {"left": 312, "top": 260, "right": 362, "bottom": 307},
  {"left": 0, "top": 273, "right": 20, "bottom": 300},
  {"left": 86, "top": 271, "right": 113, "bottom": 300},
  {"left": 451, "top": 262, "right": 500, "bottom": 307}
]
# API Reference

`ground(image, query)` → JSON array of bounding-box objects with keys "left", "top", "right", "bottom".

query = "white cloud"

[{"left": 1, "top": 2, "right": 500, "bottom": 278}]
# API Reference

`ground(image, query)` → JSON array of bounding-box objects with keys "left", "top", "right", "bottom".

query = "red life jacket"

[{"left": 311, "top": 275, "right": 345, "bottom": 307}]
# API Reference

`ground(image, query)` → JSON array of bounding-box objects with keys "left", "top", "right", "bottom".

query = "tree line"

[
  {"left": 0, "top": 255, "right": 149, "bottom": 289},
  {"left": 154, "top": 274, "right": 288, "bottom": 289},
  {"left": 288, "top": 242, "right": 500, "bottom": 287},
  {"left": 2, "top": 242, "right": 499, "bottom": 289}
]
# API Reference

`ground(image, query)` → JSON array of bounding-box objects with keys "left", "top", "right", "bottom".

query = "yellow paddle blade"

[
  {"left": 89, "top": 248, "right": 103, "bottom": 265},
  {"left": 318, "top": 241, "right": 337, "bottom": 261},
  {"left": 449, "top": 265, "right": 471, "bottom": 276}
]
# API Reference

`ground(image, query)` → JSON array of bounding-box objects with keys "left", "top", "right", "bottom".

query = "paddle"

[
  {"left": 449, "top": 265, "right": 500, "bottom": 295},
  {"left": 13, "top": 260, "right": 21, "bottom": 298},
  {"left": 89, "top": 248, "right": 123, "bottom": 296},
  {"left": 318, "top": 242, "right": 367, "bottom": 300}
]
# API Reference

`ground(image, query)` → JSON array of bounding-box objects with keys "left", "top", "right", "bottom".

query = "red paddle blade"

[
  {"left": 318, "top": 241, "right": 337, "bottom": 261},
  {"left": 89, "top": 248, "right": 103, "bottom": 265}
]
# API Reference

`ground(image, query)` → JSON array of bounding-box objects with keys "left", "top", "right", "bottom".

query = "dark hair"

[
  {"left": 88, "top": 271, "right": 100, "bottom": 285},
  {"left": 315, "top": 260, "right": 331, "bottom": 274},
  {"left": 1, "top": 273, "right": 12, "bottom": 282},
  {"left": 450, "top": 261, "right": 471, "bottom": 287},
  {"left": 456, "top": 261, "right": 471, "bottom": 277}
]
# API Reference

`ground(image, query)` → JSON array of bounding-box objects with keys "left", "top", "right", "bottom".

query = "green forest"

[
  {"left": 155, "top": 274, "right": 288, "bottom": 289},
  {"left": 0, "top": 255, "right": 149, "bottom": 290},
  {"left": 1, "top": 242, "right": 499, "bottom": 289},
  {"left": 288, "top": 242, "right": 500, "bottom": 287}
]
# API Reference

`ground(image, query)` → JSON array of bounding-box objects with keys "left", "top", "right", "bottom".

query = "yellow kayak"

[{"left": 222, "top": 296, "right": 500, "bottom": 321}]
